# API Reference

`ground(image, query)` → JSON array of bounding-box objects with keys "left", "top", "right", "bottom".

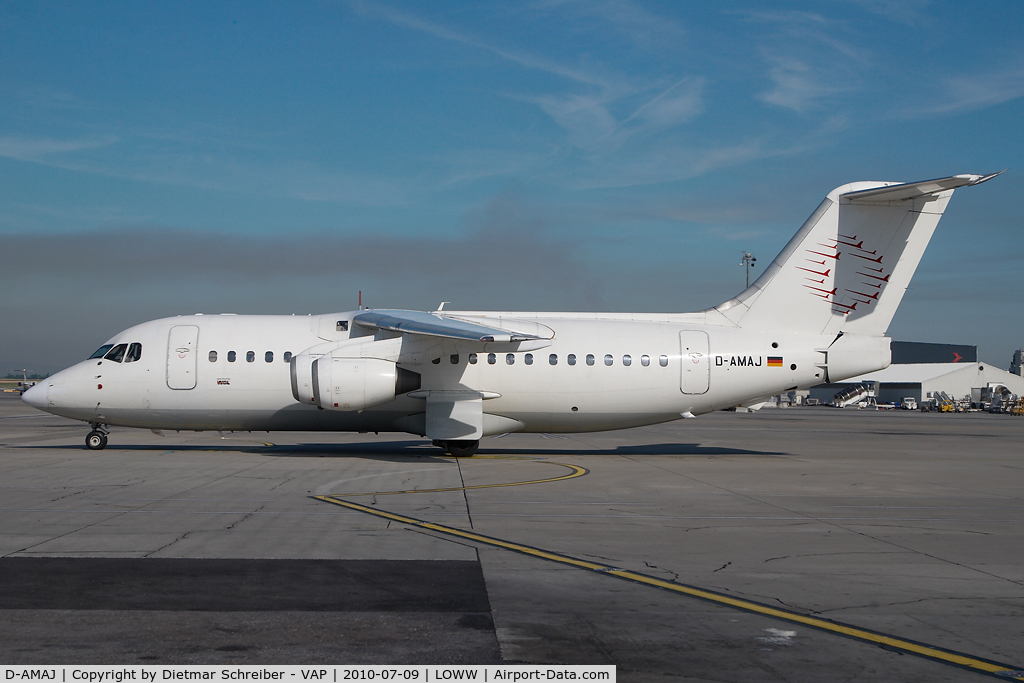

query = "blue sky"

[{"left": 2, "top": 1, "right": 1022, "bottom": 373}]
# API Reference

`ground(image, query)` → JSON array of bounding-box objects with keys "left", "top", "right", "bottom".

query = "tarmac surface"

[{"left": 1, "top": 391, "right": 1022, "bottom": 681}]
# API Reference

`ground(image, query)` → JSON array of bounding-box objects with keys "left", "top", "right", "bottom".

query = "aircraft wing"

[{"left": 352, "top": 309, "right": 551, "bottom": 343}]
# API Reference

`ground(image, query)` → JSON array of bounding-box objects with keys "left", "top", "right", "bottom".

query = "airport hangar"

[{"left": 806, "top": 341, "right": 1024, "bottom": 406}]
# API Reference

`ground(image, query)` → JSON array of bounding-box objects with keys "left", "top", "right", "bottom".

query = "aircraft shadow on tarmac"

[{"left": 29, "top": 440, "right": 787, "bottom": 458}]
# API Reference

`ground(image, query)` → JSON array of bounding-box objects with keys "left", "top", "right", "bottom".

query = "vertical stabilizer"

[{"left": 712, "top": 173, "right": 1000, "bottom": 336}]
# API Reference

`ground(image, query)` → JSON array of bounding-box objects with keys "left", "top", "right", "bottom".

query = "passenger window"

[
  {"left": 469, "top": 353, "right": 478, "bottom": 365},
  {"left": 586, "top": 354, "right": 595, "bottom": 366},
  {"left": 125, "top": 343, "right": 142, "bottom": 363},
  {"left": 659, "top": 355, "right": 669, "bottom": 367},
  {"left": 641, "top": 355, "right": 650, "bottom": 367},
  {"left": 246, "top": 351, "right": 255, "bottom": 363},
  {"left": 451, "top": 354, "right": 459, "bottom": 364},
  {"left": 549, "top": 354, "right": 558, "bottom": 365},
  {"left": 623, "top": 354, "right": 632, "bottom": 366},
  {"left": 506, "top": 353, "right": 515, "bottom": 365},
  {"left": 209, "top": 351, "right": 218, "bottom": 362},
  {"left": 567, "top": 354, "right": 576, "bottom": 366},
  {"left": 604, "top": 354, "right": 613, "bottom": 366},
  {"left": 487, "top": 353, "right": 497, "bottom": 365},
  {"left": 265, "top": 351, "right": 273, "bottom": 363},
  {"left": 89, "top": 344, "right": 114, "bottom": 360},
  {"left": 284, "top": 351, "right": 292, "bottom": 363},
  {"left": 525, "top": 353, "right": 533, "bottom": 365},
  {"left": 228, "top": 351, "right": 236, "bottom": 363},
  {"left": 104, "top": 344, "right": 127, "bottom": 363}
]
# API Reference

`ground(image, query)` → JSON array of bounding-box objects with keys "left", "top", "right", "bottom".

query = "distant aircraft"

[
  {"left": 13, "top": 369, "right": 37, "bottom": 395},
  {"left": 23, "top": 173, "right": 1000, "bottom": 455}
]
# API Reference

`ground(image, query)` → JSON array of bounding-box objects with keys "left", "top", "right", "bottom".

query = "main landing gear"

[
  {"left": 434, "top": 439, "right": 480, "bottom": 457},
  {"left": 86, "top": 424, "right": 108, "bottom": 450}
]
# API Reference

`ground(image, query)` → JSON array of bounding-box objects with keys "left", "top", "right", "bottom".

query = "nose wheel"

[{"left": 86, "top": 426, "right": 108, "bottom": 450}]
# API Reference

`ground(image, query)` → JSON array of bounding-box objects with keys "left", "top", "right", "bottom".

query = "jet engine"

[{"left": 291, "top": 340, "right": 420, "bottom": 411}]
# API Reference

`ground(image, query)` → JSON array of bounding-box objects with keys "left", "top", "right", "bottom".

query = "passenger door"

[
  {"left": 680, "top": 330, "right": 710, "bottom": 394},
  {"left": 167, "top": 325, "right": 199, "bottom": 390}
]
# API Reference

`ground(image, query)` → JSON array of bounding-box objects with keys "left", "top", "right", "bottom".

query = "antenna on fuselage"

[{"left": 358, "top": 290, "right": 362, "bottom": 310}]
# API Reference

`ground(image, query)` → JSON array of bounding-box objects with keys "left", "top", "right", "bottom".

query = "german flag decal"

[{"left": 767, "top": 356, "right": 784, "bottom": 367}]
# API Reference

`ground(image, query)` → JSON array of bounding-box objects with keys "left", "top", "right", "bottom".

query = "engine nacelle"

[
  {"left": 290, "top": 341, "right": 341, "bottom": 405},
  {"left": 290, "top": 351, "right": 321, "bottom": 405},
  {"left": 312, "top": 357, "right": 420, "bottom": 411}
]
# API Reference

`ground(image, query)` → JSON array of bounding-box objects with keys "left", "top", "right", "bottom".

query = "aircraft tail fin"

[{"left": 711, "top": 172, "right": 1001, "bottom": 337}]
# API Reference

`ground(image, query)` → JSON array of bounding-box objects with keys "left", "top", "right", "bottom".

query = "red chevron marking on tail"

[
  {"left": 857, "top": 271, "right": 890, "bottom": 282},
  {"left": 852, "top": 252, "right": 883, "bottom": 263},
  {"left": 808, "top": 250, "right": 841, "bottom": 260},
  {"left": 797, "top": 266, "right": 831, "bottom": 277}
]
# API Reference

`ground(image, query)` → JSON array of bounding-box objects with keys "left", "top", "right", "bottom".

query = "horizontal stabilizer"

[{"left": 841, "top": 171, "right": 1003, "bottom": 204}]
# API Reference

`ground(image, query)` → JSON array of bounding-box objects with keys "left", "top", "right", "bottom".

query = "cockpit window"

[
  {"left": 125, "top": 343, "right": 143, "bottom": 363},
  {"left": 104, "top": 344, "right": 128, "bottom": 363},
  {"left": 89, "top": 344, "right": 114, "bottom": 359}
]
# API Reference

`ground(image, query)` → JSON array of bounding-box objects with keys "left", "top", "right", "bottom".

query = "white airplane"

[{"left": 23, "top": 172, "right": 1000, "bottom": 456}]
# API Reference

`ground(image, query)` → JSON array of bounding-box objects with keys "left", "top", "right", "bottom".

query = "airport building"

[{"left": 805, "top": 342, "right": 1024, "bottom": 407}]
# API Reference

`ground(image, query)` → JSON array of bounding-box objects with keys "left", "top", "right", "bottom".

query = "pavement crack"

[
  {"left": 50, "top": 488, "right": 90, "bottom": 502},
  {"left": 226, "top": 504, "right": 265, "bottom": 530},
  {"left": 643, "top": 561, "right": 680, "bottom": 583},
  {"left": 146, "top": 530, "right": 193, "bottom": 557}
]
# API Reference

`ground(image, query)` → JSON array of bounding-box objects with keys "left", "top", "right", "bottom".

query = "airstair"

[{"left": 833, "top": 385, "right": 870, "bottom": 408}]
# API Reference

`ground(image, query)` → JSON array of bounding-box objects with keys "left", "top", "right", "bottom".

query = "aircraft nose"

[{"left": 21, "top": 382, "right": 48, "bottom": 410}]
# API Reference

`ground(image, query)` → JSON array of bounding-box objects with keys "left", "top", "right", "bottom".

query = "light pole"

[{"left": 740, "top": 251, "right": 756, "bottom": 287}]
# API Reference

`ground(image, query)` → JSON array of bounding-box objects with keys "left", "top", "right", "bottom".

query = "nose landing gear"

[{"left": 86, "top": 424, "right": 108, "bottom": 450}]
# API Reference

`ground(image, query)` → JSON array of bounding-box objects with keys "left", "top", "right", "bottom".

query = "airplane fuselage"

[{"left": 36, "top": 311, "right": 834, "bottom": 435}]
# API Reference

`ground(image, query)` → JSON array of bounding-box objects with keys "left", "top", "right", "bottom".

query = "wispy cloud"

[
  {"left": 836, "top": 0, "right": 932, "bottom": 27},
  {"left": 739, "top": 10, "right": 866, "bottom": 63},
  {"left": 534, "top": 93, "right": 621, "bottom": 149},
  {"left": 622, "top": 77, "right": 704, "bottom": 129},
  {"left": 559, "top": 141, "right": 770, "bottom": 190},
  {"left": 0, "top": 135, "right": 119, "bottom": 160},
  {"left": 734, "top": 10, "right": 865, "bottom": 114},
  {"left": 756, "top": 57, "right": 841, "bottom": 113},
  {"left": 534, "top": 0, "right": 686, "bottom": 51},
  {"left": 0, "top": 132, "right": 415, "bottom": 207},
  {"left": 926, "top": 64, "right": 1024, "bottom": 114},
  {"left": 351, "top": 1, "right": 612, "bottom": 88}
]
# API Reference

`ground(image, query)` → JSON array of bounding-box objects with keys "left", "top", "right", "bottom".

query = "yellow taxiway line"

[
  {"left": 314, "top": 494, "right": 1023, "bottom": 680},
  {"left": 323, "top": 459, "right": 587, "bottom": 497}
]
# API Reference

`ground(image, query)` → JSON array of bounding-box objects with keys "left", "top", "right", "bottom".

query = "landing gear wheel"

[
  {"left": 445, "top": 440, "right": 479, "bottom": 457},
  {"left": 86, "top": 430, "right": 108, "bottom": 450}
]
